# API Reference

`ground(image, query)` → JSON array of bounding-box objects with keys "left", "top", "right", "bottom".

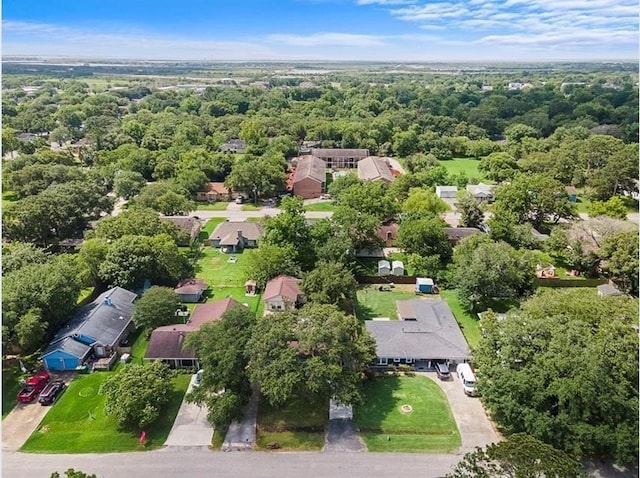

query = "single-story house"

[
  {"left": 377, "top": 221, "right": 399, "bottom": 247},
  {"left": 292, "top": 156, "right": 327, "bottom": 199},
  {"left": 466, "top": 183, "right": 495, "bottom": 202},
  {"left": 263, "top": 275, "right": 303, "bottom": 312},
  {"left": 159, "top": 216, "right": 202, "bottom": 246},
  {"left": 597, "top": 283, "right": 623, "bottom": 297},
  {"left": 365, "top": 299, "right": 471, "bottom": 369},
  {"left": 357, "top": 156, "right": 394, "bottom": 184},
  {"left": 174, "top": 278, "right": 208, "bottom": 302},
  {"left": 209, "top": 221, "right": 263, "bottom": 252},
  {"left": 566, "top": 186, "right": 578, "bottom": 202},
  {"left": 145, "top": 297, "right": 247, "bottom": 369},
  {"left": 195, "top": 182, "right": 230, "bottom": 202},
  {"left": 311, "top": 148, "right": 369, "bottom": 169},
  {"left": 391, "top": 260, "right": 405, "bottom": 276},
  {"left": 416, "top": 278, "right": 434, "bottom": 294},
  {"left": 220, "top": 139, "right": 246, "bottom": 154},
  {"left": 42, "top": 287, "right": 137, "bottom": 371},
  {"left": 436, "top": 186, "right": 458, "bottom": 199},
  {"left": 443, "top": 227, "right": 482, "bottom": 246},
  {"left": 378, "top": 260, "right": 391, "bottom": 276}
]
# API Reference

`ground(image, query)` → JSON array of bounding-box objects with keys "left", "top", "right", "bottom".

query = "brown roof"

[
  {"left": 311, "top": 148, "right": 369, "bottom": 159},
  {"left": 159, "top": 216, "right": 201, "bottom": 234},
  {"left": 357, "top": 156, "right": 394, "bottom": 183},
  {"left": 144, "top": 325, "right": 197, "bottom": 360},
  {"left": 201, "top": 182, "right": 229, "bottom": 195},
  {"left": 263, "top": 275, "right": 301, "bottom": 302},
  {"left": 293, "top": 156, "right": 326, "bottom": 184},
  {"left": 174, "top": 278, "right": 208, "bottom": 295},
  {"left": 187, "top": 297, "right": 247, "bottom": 329},
  {"left": 443, "top": 227, "right": 482, "bottom": 241},
  {"left": 209, "top": 221, "right": 263, "bottom": 242}
]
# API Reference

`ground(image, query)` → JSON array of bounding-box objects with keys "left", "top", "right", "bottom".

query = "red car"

[{"left": 17, "top": 371, "right": 51, "bottom": 403}]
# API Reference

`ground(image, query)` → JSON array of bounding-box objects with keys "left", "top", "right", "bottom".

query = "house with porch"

[
  {"left": 42, "top": 287, "right": 137, "bottom": 371},
  {"left": 144, "top": 297, "right": 247, "bottom": 369},
  {"left": 195, "top": 182, "right": 231, "bottom": 202},
  {"left": 466, "top": 183, "right": 495, "bottom": 202},
  {"left": 209, "top": 221, "right": 263, "bottom": 252},
  {"left": 365, "top": 299, "right": 470, "bottom": 370}
]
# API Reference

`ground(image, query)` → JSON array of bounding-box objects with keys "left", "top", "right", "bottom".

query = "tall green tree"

[
  {"left": 457, "top": 191, "right": 484, "bottom": 229},
  {"left": 225, "top": 155, "right": 286, "bottom": 204},
  {"left": 132, "top": 286, "right": 180, "bottom": 332},
  {"left": 301, "top": 262, "right": 358, "bottom": 312},
  {"left": 396, "top": 216, "right": 452, "bottom": 265},
  {"left": 401, "top": 187, "right": 449, "bottom": 217},
  {"left": 600, "top": 230, "right": 639, "bottom": 295},
  {"left": 244, "top": 244, "right": 301, "bottom": 289}
]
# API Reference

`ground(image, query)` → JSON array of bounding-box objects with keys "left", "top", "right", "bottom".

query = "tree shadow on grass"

[
  {"left": 353, "top": 375, "right": 401, "bottom": 434},
  {"left": 354, "top": 301, "right": 376, "bottom": 322}
]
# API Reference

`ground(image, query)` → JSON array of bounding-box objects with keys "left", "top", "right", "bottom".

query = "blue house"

[
  {"left": 42, "top": 287, "right": 137, "bottom": 371},
  {"left": 415, "top": 278, "right": 434, "bottom": 294}
]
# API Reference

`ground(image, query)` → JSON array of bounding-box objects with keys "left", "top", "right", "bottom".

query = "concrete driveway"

[
  {"left": 323, "top": 420, "right": 366, "bottom": 452},
  {"left": 163, "top": 374, "right": 213, "bottom": 448},
  {"left": 423, "top": 371, "right": 501, "bottom": 453},
  {"left": 2, "top": 401, "right": 52, "bottom": 451}
]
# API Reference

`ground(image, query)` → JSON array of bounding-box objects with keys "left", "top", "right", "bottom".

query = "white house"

[
  {"left": 466, "top": 183, "right": 495, "bottom": 202},
  {"left": 435, "top": 186, "right": 458, "bottom": 199},
  {"left": 378, "top": 260, "right": 391, "bottom": 276}
]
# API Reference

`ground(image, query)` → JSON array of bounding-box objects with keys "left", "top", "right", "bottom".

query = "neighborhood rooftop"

[
  {"left": 293, "top": 156, "right": 326, "bottom": 184},
  {"left": 263, "top": 275, "right": 302, "bottom": 302},
  {"left": 357, "top": 156, "right": 394, "bottom": 183},
  {"left": 209, "top": 221, "right": 263, "bottom": 244}
]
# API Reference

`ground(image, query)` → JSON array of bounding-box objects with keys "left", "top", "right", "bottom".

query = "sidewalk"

[{"left": 221, "top": 387, "right": 259, "bottom": 451}]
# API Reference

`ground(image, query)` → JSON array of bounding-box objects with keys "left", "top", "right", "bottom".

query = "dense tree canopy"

[
  {"left": 132, "top": 286, "right": 180, "bottom": 332},
  {"left": 475, "top": 289, "right": 638, "bottom": 463}
]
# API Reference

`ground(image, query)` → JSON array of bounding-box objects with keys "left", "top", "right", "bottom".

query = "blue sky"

[{"left": 2, "top": 0, "right": 638, "bottom": 61}]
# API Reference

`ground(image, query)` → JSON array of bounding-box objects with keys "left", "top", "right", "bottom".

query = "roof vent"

[{"left": 118, "top": 316, "right": 124, "bottom": 320}]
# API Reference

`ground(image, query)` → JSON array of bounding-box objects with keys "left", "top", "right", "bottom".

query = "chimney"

[{"left": 237, "top": 229, "right": 243, "bottom": 240}]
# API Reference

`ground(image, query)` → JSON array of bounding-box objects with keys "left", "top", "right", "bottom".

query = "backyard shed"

[
  {"left": 391, "top": 260, "right": 405, "bottom": 276},
  {"left": 378, "top": 260, "right": 391, "bottom": 276},
  {"left": 435, "top": 186, "right": 458, "bottom": 198},
  {"left": 415, "top": 277, "right": 434, "bottom": 294}
]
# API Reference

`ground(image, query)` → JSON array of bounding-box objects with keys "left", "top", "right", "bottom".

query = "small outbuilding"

[
  {"left": 415, "top": 277, "right": 434, "bottom": 294},
  {"left": 174, "top": 278, "right": 208, "bottom": 303},
  {"left": 435, "top": 186, "right": 458, "bottom": 199},
  {"left": 391, "top": 260, "right": 405, "bottom": 276},
  {"left": 244, "top": 280, "right": 257, "bottom": 296},
  {"left": 378, "top": 260, "right": 391, "bottom": 276}
]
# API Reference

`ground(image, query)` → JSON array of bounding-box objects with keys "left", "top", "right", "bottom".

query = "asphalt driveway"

[
  {"left": 423, "top": 371, "right": 501, "bottom": 453},
  {"left": 163, "top": 374, "right": 213, "bottom": 448},
  {"left": 323, "top": 419, "right": 366, "bottom": 452}
]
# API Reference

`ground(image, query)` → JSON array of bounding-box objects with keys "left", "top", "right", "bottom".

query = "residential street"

[{"left": 2, "top": 449, "right": 461, "bottom": 478}]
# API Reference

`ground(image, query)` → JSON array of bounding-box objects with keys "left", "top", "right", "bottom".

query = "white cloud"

[
  {"left": 356, "top": 0, "right": 415, "bottom": 4},
  {"left": 267, "top": 32, "right": 386, "bottom": 47}
]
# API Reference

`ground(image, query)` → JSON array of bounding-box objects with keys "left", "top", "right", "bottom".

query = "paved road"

[
  {"left": 2, "top": 449, "right": 460, "bottom": 478},
  {"left": 163, "top": 374, "right": 213, "bottom": 448}
]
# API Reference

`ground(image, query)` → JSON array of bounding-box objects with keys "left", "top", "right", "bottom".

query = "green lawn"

[
  {"left": 205, "top": 286, "right": 263, "bottom": 316},
  {"left": 194, "top": 201, "right": 230, "bottom": 211},
  {"left": 437, "top": 157, "right": 483, "bottom": 180},
  {"left": 256, "top": 396, "right": 328, "bottom": 451},
  {"left": 21, "top": 372, "right": 191, "bottom": 453},
  {"left": 195, "top": 247, "right": 254, "bottom": 287},
  {"left": 355, "top": 285, "right": 418, "bottom": 321},
  {"left": 129, "top": 328, "right": 150, "bottom": 365},
  {"left": 440, "top": 290, "right": 481, "bottom": 349},
  {"left": 304, "top": 202, "right": 336, "bottom": 212},
  {"left": 241, "top": 204, "right": 262, "bottom": 211},
  {"left": 76, "top": 287, "right": 95, "bottom": 306},
  {"left": 354, "top": 375, "right": 460, "bottom": 453}
]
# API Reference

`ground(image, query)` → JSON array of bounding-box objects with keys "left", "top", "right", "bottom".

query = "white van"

[{"left": 456, "top": 363, "right": 477, "bottom": 396}]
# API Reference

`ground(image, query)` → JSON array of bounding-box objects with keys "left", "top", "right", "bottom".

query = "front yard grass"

[
  {"left": 256, "top": 396, "right": 328, "bottom": 451},
  {"left": 241, "top": 203, "right": 262, "bottom": 211},
  {"left": 304, "top": 201, "right": 336, "bottom": 212},
  {"left": 355, "top": 285, "right": 419, "bottom": 321},
  {"left": 21, "top": 372, "right": 190, "bottom": 453},
  {"left": 439, "top": 290, "right": 481, "bottom": 350},
  {"left": 194, "top": 201, "right": 230, "bottom": 211},
  {"left": 354, "top": 375, "right": 460, "bottom": 453}
]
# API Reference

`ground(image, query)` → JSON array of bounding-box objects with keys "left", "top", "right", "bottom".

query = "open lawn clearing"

[
  {"left": 439, "top": 290, "right": 481, "bottom": 350},
  {"left": 304, "top": 202, "right": 336, "bottom": 212},
  {"left": 522, "top": 250, "right": 584, "bottom": 280},
  {"left": 194, "top": 201, "right": 230, "bottom": 211},
  {"left": 195, "top": 247, "right": 253, "bottom": 287},
  {"left": 256, "top": 396, "right": 328, "bottom": 451},
  {"left": 355, "top": 285, "right": 418, "bottom": 321},
  {"left": 205, "top": 286, "right": 263, "bottom": 316},
  {"left": 438, "top": 158, "right": 483, "bottom": 180},
  {"left": 21, "top": 372, "right": 190, "bottom": 453},
  {"left": 353, "top": 375, "right": 460, "bottom": 453},
  {"left": 129, "top": 327, "right": 150, "bottom": 365}
]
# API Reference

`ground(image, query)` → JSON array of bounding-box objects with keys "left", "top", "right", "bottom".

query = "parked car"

[
  {"left": 319, "top": 194, "right": 331, "bottom": 200},
  {"left": 456, "top": 363, "right": 477, "bottom": 396},
  {"left": 194, "top": 369, "right": 204, "bottom": 386},
  {"left": 38, "top": 380, "right": 66, "bottom": 405},
  {"left": 434, "top": 361, "right": 450, "bottom": 381},
  {"left": 234, "top": 196, "right": 244, "bottom": 204},
  {"left": 17, "top": 370, "right": 51, "bottom": 403}
]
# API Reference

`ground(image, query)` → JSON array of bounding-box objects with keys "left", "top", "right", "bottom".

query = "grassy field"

[
  {"left": 439, "top": 290, "right": 481, "bottom": 350},
  {"left": 194, "top": 201, "right": 230, "bottom": 211},
  {"left": 21, "top": 372, "right": 190, "bottom": 453},
  {"left": 129, "top": 328, "right": 151, "bottom": 365},
  {"left": 438, "top": 158, "right": 483, "bottom": 180},
  {"left": 355, "top": 285, "right": 418, "bottom": 321},
  {"left": 304, "top": 202, "right": 336, "bottom": 212},
  {"left": 195, "top": 247, "right": 254, "bottom": 287},
  {"left": 256, "top": 396, "right": 328, "bottom": 451},
  {"left": 354, "top": 375, "right": 460, "bottom": 453}
]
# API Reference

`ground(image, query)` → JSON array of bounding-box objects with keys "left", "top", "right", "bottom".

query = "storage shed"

[
  {"left": 391, "top": 260, "right": 405, "bottom": 276},
  {"left": 415, "top": 277, "right": 434, "bottom": 294},
  {"left": 378, "top": 260, "right": 391, "bottom": 276}
]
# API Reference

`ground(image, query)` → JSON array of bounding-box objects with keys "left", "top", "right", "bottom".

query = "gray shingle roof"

[
  {"left": 209, "top": 221, "right": 262, "bottom": 242},
  {"left": 365, "top": 299, "right": 470, "bottom": 361},
  {"left": 357, "top": 157, "right": 394, "bottom": 183}
]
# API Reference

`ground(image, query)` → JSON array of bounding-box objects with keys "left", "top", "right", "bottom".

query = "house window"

[
  {"left": 377, "top": 358, "right": 388, "bottom": 366},
  {"left": 405, "top": 358, "right": 413, "bottom": 364},
  {"left": 393, "top": 358, "right": 401, "bottom": 363},
  {"left": 276, "top": 304, "right": 282, "bottom": 310}
]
